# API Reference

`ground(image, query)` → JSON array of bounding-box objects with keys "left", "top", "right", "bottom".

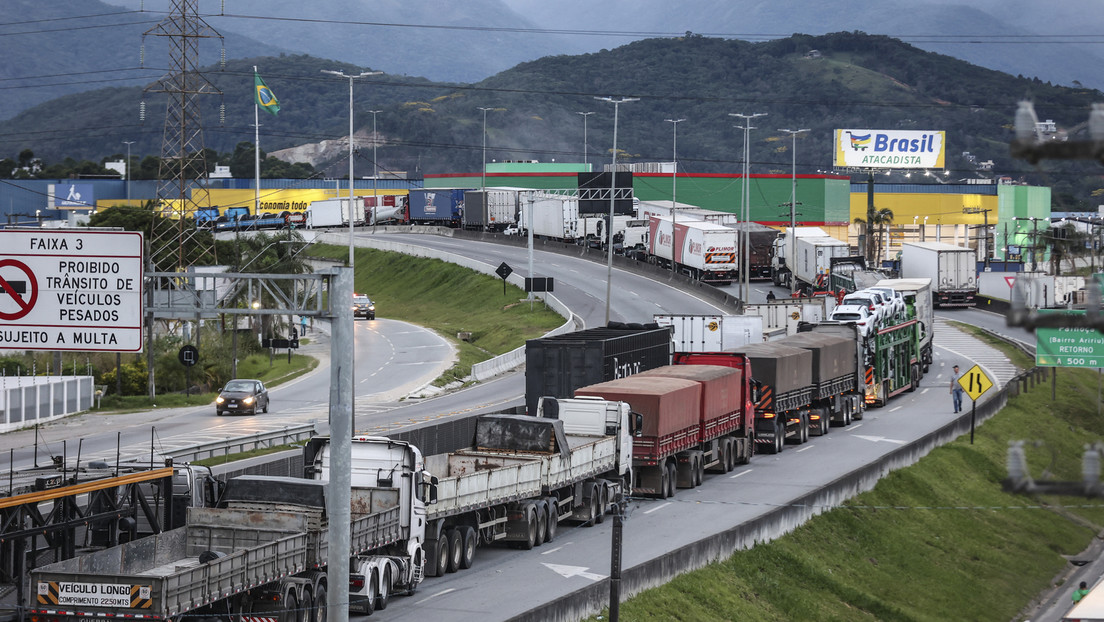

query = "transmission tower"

[{"left": 142, "top": 0, "right": 223, "bottom": 271}]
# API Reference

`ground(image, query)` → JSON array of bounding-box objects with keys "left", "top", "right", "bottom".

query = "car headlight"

[
  {"left": 368, "top": 304, "right": 375, "bottom": 311},
  {"left": 215, "top": 396, "right": 225, "bottom": 404},
  {"left": 243, "top": 396, "right": 254, "bottom": 405}
]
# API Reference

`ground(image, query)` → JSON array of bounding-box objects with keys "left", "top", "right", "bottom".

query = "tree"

[
  {"left": 854, "top": 207, "right": 894, "bottom": 265},
  {"left": 1043, "top": 222, "right": 1090, "bottom": 275}
]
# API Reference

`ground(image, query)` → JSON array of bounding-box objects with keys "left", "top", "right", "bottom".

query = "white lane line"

[
  {"left": 541, "top": 545, "right": 567, "bottom": 555},
  {"left": 643, "top": 502, "right": 672, "bottom": 515},
  {"left": 889, "top": 406, "right": 902, "bottom": 412},
  {"left": 729, "top": 469, "right": 753, "bottom": 479},
  {"left": 849, "top": 423, "right": 863, "bottom": 430},
  {"left": 921, "top": 388, "right": 930, "bottom": 394},
  {"left": 796, "top": 445, "right": 814, "bottom": 452},
  {"left": 415, "top": 588, "right": 456, "bottom": 605}
]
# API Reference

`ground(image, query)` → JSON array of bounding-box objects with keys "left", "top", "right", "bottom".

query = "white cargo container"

[
  {"left": 305, "top": 198, "right": 346, "bottom": 228},
  {"left": 647, "top": 215, "right": 739, "bottom": 283},
  {"left": 793, "top": 235, "right": 851, "bottom": 290},
  {"left": 636, "top": 200, "right": 738, "bottom": 225},
  {"left": 744, "top": 299, "right": 832, "bottom": 337},
  {"left": 771, "top": 226, "right": 831, "bottom": 287},
  {"left": 900, "top": 241, "right": 977, "bottom": 307},
  {"left": 464, "top": 189, "right": 519, "bottom": 231},
  {"left": 518, "top": 193, "right": 581, "bottom": 241},
  {"left": 653, "top": 314, "right": 764, "bottom": 351}
]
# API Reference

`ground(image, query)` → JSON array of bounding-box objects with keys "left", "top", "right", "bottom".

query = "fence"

[{"left": 0, "top": 376, "right": 94, "bottom": 434}]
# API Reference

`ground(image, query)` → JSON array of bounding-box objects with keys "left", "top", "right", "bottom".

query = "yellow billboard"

[{"left": 834, "top": 129, "right": 946, "bottom": 169}]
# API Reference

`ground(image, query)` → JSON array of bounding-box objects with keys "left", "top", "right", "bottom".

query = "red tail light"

[{"left": 350, "top": 575, "right": 365, "bottom": 590}]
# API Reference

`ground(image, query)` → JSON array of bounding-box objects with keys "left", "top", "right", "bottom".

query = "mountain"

[
  {"left": 2, "top": 32, "right": 1101, "bottom": 204},
  {"left": 0, "top": 0, "right": 285, "bottom": 120}
]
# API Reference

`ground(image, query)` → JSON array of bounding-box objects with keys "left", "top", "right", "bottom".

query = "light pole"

[
  {"left": 122, "top": 141, "right": 135, "bottom": 202},
  {"left": 778, "top": 128, "right": 808, "bottom": 296},
  {"left": 577, "top": 111, "right": 595, "bottom": 167},
  {"left": 321, "top": 69, "right": 381, "bottom": 268},
  {"left": 665, "top": 118, "right": 686, "bottom": 273},
  {"left": 595, "top": 96, "right": 639, "bottom": 325},
  {"left": 368, "top": 110, "right": 382, "bottom": 227},
  {"left": 478, "top": 106, "right": 497, "bottom": 191},
  {"left": 730, "top": 112, "right": 767, "bottom": 302}
]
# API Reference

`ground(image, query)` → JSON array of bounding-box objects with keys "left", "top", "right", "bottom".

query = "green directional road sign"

[{"left": 1036, "top": 309, "right": 1104, "bottom": 368}]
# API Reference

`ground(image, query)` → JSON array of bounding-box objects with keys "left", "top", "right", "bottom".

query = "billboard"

[
  {"left": 49, "top": 183, "right": 95, "bottom": 209},
  {"left": 834, "top": 129, "right": 945, "bottom": 169}
]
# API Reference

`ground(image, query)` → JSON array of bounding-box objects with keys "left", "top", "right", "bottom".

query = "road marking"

[
  {"left": 542, "top": 563, "right": 605, "bottom": 581},
  {"left": 729, "top": 469, "right": 752, "bottom": 479},
  {"left": 797, "top": 445, "right": 814, "bottom": 452},
  {"left": 889, "top": 406, "right": 902, "bottom": 412},
  {"left": 415, "top": 588, "right": 455, "bottom": 605},
  {"left": 541, "top": 544, "right": 568, "bottom": 555},
  {"left": 849, "top": 423, "right": 863, "bottom": 431},
  {"left": 643, "top": 502, "right": 672, "bottom": 515},
  {"left": 854, "top": 434, "right": 907, "bottom": 445},
  {"left": 921, "top": 388, "right": 930, "bottom": 394}
]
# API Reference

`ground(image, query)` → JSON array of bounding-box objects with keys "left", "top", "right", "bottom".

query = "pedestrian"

[
  {"left": 300, "top": 315, "right": 308, "bottom": 335},
  {"left": 950, "top": 364, "right": 965, "bottom": 413},
  {"left": 1073, "top": 581, "right": 1091, "bottom": 604},
  {"left": 766, "top": 290, "right": 776, "bottom": 301}
]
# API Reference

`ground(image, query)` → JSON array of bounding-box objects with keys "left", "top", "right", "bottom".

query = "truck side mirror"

[
  {"left": 633, "top": 412, "right": 644, "bottom": 437},
  {"left": 422, "top": 471, "right": 439, "bottom": 505}
]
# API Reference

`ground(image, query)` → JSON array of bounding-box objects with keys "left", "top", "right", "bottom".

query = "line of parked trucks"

[{"left": 25, "top": 278, "right": 933, "bottom": 622}]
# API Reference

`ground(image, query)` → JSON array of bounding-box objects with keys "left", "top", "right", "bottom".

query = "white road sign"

[{"left": 0, "top": 230, "right": 143, "bottom": 352}]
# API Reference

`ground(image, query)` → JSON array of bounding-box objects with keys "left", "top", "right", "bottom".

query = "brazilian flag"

[{"left": 254, "top": 70, "right": 280, "bottom": 115}]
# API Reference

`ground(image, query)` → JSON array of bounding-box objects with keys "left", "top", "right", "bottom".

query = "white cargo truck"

[
  {"left": 647, "top": 215, "right": 739, "bottom": 284},
  {"left": 793, "top": 235, "right": 851, "bottom": 292},
  {"left": 654, "top": 314, "right": 764, "bottom": 351},
  {"left": 305, "top": 198, "right": 348, "bottom": 228},
  {"left": 900, "top": 241, "right": 977, "bottom": 307},
  {"left": 771, "top": 226, "right": 831, "bottom": 287},
  {"left": 518, "top": 193, "right": 582, "bottom": 242}
]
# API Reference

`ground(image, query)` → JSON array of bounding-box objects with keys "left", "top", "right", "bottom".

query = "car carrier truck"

[{"left": 32, "top": 437, "right": 435, "bottom": 622}]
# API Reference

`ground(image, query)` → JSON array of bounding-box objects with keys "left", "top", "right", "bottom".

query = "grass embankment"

[
  {"left": 93, "top": 353, "right": 319, "bottom": 412},
  {"left": 591, "top": 365, "right": 1104, "bottom": 620},
  {"left": 310, "top": 244, "right": 564, "bottom": 385}
]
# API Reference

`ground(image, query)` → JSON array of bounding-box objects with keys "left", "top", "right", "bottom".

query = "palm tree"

[
  {"left": 1043, "top": 222, "right": 1090, "bottom": 275},
  {"left": 854, "top": 207, "right": 895, "bottom": 265}
]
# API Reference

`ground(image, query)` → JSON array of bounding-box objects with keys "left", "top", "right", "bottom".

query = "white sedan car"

[{"left": 829, "top": 304, "right": 875, "bottom": 337}]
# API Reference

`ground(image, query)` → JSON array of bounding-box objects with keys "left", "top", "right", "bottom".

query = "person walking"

[
  {"left": 1073, "top": 581, "right": 1091, "bottom": 604},
  {"left": 766, "top": 290, "right": 776, "bottom": 302},
  {"left": 950, "top": 364, "right": 965, "bottom": 413}
]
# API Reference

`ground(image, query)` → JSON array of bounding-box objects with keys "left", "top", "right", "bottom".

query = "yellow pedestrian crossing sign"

[{"left": 957, "top": 364, "right": 994, "bottom": 401}]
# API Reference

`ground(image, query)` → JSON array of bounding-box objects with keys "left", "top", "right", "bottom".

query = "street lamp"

[
  {"left": 665, "top": 118, "right": 686, "bottom": 273},
  {"left": 478, "top": 106, "right": 497, "bottom": 192},
  {"left": 730, "top": 112, "right": 767, "bottom": 303},
  {"left": 595, "top": 96, "right": 639, "bottom": 325},
  {"left": 321, "top": 69, "right": 382, "bottom": 268},
  {"left": 778, "top": 128, "right": 808, "bottom": 296},
  {"left": 577, "top": 111, "right": 595, "bottom": 166},
  {"left": 368, "top": 110, "right": 382, "bottom": 227},
  {"left": 122, "top": 141, "right": 135, "bottom": 202}
]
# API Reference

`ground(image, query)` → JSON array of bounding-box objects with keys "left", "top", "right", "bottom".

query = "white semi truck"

[
  {"left": 900, "top": 241, "right": 977, "bottom": 307},
  {"left": 647, "top": 215, "right": 739, "bottom": 284},
  {"left": 30, "top": 437, "right": 435, "bottom": 622}
]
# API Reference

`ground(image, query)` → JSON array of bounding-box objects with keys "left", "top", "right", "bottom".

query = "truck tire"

[
  {"left": 773, "top": 421, "right": 785, "bottom": 454},
  {"left": 542, "top": 498, "right": 558, "bottom": 543},
  {"left": 595, "top": 486, "right": 607, "bottom": 524},
  {"left": 535, "top": 503, "right": 548, "bottom": 544},
  {"left": 312, "top": 584, "right": 327, "bottom": 622},
  {"left": 364, "top": 571, "right": 378, "bottom": 616},
  {"left": 429, "top": 538, "right": 448, "bottom": 578},
  {"left": 666, "top": 462, "right": 678, "bottom": 498},
  {"left": 585, "top": 490, "right": 600, "bottom": 526},
  {"left": 460, "top": 526, "right": 477, "bottom": 569},
  {"left": 446, "top": 529, "right": 463, "bottom": 572},
  {"left": 376, "top": 566, "right": 391, "bottom": 611},
  {"left": 522, "top": 508, "right": 538, "bottom": 548}
]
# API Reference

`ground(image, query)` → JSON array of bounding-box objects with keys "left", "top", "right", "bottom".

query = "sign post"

[
  {"left": 0, "top": 230, "right": 144, "bottom": 352},
  {"left": 957, "top": 364, "right": 994, "bottom": 444},
  {"left": 496, "top": 262, "right": 513, "bottom": 296}
]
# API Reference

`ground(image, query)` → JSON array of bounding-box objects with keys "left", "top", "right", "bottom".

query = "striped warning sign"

[{"left": 36, "top": 582, "right": 152, "bottom": 608}]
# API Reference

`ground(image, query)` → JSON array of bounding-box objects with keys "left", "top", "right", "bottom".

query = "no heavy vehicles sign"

[{"left": 0, "top": 230, "right": 143, "bottom": 352}]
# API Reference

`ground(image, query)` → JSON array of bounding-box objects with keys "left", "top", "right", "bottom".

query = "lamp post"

[
  {"left": 577, "top": 111, "right": 595, "bottom": 167},
  {"left": 122, "top": 141, "right": 135, "bottom": 202},
  {"left": 595, "top": 96, "right": 639, "bottom": 325},
  {"left": 321, "top": 69, "right": 382, "bottom": 268},
  {"left": 730, "top": 112, "right": 767, "bottom": 302},
  {"left": 665, "top": 118, "right": 686, "bottom": 273},
  {"left": 368, "top": 109, "right": 382, "bottom": 227},
  {"left": 478, "top": 106, "right": 497, "bottom": 191},
  {"left": 778, "top": 128, "right": 808, "bottom": 296}
]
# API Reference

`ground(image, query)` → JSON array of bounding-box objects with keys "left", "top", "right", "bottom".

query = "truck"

[
  {"left": 363, "top": 194, "right": 408, "bottom": 225},
  {"left": 312, "top": 411, "right": 634, "bottom": 581},
  {"left": 653, "top": 314, "right": 764, "bottom": 351},
  {"left": 409, "top": 188, "right": 466, "bottom": 227},
  {"left": 771, "top": 226, "right": 830, "bottom": 288},
  {"left": 306, "top": 198, "right": 349, "bottom": 228},
  {"left": 464, "top": 189, "right": 518, "bottom": 231},
  {"left": 647, "top": 215, "right": 739, "bottom": 284},
  {"left": 31, "top": 438, "right": 435, "bottom": 621},
  {"left": 524, "top": 324, "right": 673, "bottom": 417},
  {"left": 724, "top": 222, "right": 782, "bottom": 280},
  {"left": 828, "top": 256, "right": 889, "bottom": 295},
  {"left": 743, "top": 298, "right": 832, "bottom": 338},
  {"left": 771, "top": 331, "right": 864, "bottom": 430},
  {"left": 517, "top": 193, "right": 582, "bottom": 241},
  {"left": 793, "top": 235, "right": 852, "bottom": 293},
  {"left": 574, "top": 364, "right": 754, "bottom": 498},
  {"left": 635, "top": 201, "right": 737, "bottom": 225},
  {"left": 900, "top": 241, "right": 977, "bottom": 307},
  {"left": 874, "top": 277, "right": 934, "bottom": 374}
]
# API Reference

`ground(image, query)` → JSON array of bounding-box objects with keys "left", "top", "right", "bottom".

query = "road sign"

[
  {"left": 178, "top": 345, "right": 199, "bottom": 367},
  {"left": 957, "top": 364, "right": 994, "bottom": 401},
  {"left": 496, "top": 262, "right": 513, "bottom": 279},
  {"left": 1036, "top": 310, "right": 1104, "bottom": 368},
  {"left": 0, "top": 230, "right": 144, "bottom": 352}
]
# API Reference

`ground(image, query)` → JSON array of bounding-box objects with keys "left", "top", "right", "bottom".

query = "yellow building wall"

[
  {"left": 848, "top": 192, "right": 997, "bottom": 226},
  {"left": 194, "top": 188, "right": 408, "bottom": 213}
]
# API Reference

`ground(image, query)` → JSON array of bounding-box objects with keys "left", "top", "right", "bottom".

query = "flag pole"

[{"left": 254, "top": 65, "right": 261, "bottom": 217}]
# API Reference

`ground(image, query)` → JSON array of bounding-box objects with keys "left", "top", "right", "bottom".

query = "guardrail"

[{"left": 164, "top": 422, "right": 320, "bottom": 463}]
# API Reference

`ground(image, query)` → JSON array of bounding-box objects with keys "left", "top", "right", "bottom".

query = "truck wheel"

[
  {"left": 460, "top": 526, "right": 477, "bottom": 569},
  {"left": 312, "top": 584, "right": 327, "bottom": 622},
  {"left": 595, "top": 486, "right": 607, "bottom": 524},
  {"left": 666, "top": 462, "right": 678, "bottom": 498},
  {"left": 542, "top": 498, "right": 558, "bottom": 543},
  {"left": 286, "top": 591, "right": 305, "bottom": 620},
  {"left": 694, "top": 458, "right": 704, "bottom": 486},
  {"left": 585, "top": 490, "right": 600, "bottom": 526},
  {"left": 522, "top": 509, "right": 538, "bottom": 548},
  {"left": 774, "top": 422, "right": 785, "bottom": 454},
  {"left": 535, "top": 504, "right": 548, "bottom": 544},
  {"left": 376, "top": 566, "right": 391, "bottom": 611},
  {"left": 364, "top": 571, "right": 378, "bottom": 616},
  {"left": 430, "top": 538, "right": 448, "bottom": 577},
  {"left": 446, "top": 529, "right": 463, "bottom": 572}
]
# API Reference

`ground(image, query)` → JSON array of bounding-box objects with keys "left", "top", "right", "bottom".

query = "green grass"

[
  {"left": 91, "top": 353, "right": 319, "bottom": 412},
  {"left": 587, "top": 366, "right": 1104, "bottom": 622},
  {"left": 310, "top": 244, "right": 565, "bottom": 383}
]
